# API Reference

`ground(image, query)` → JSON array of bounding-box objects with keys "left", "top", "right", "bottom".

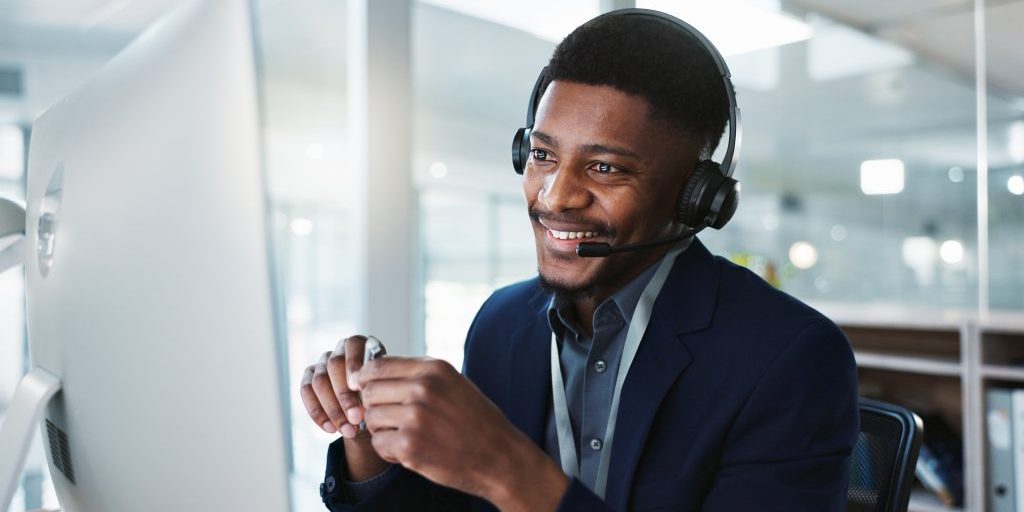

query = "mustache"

[{"left": 527, "top": 208, "right": 616, "bottom": 238}]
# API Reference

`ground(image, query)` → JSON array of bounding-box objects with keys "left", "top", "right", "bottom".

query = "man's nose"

[{"left": 538, "top": 165, "right": 590, "bottom": 213}]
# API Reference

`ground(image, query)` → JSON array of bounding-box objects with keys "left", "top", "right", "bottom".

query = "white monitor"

[{"left": 20, "top": 0, "right": 291, "bottom": 510}]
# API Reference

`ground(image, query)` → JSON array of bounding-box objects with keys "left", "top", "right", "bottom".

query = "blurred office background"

[{"left": 0, "top": 0, "right": 1021, "bottom": 511}]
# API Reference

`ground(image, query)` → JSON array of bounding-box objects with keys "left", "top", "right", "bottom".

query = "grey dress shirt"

[{"left": 542, "top": 253, "right": 662, "bottom": 492}]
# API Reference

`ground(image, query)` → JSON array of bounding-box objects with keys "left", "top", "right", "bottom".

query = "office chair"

[{"left": 847, "top": 398, "right": 924, "bottom": 512}]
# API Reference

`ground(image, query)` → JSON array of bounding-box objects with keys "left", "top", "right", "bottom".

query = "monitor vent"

[
  {"left": 46, "top": 419, "right": 76, "bottom": 484},
  {"left": 0, "top": 67, "right": 22, "bottom": 97}
]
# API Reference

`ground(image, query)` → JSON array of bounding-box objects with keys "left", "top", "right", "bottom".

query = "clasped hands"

[{"left": 300, "top": 335, "right": 568, "bottom": 511}]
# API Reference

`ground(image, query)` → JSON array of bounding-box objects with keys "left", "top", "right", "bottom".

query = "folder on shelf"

[
  {"left": 1013, "top": 389, "right": 1024, "bottom": 512},
  {"left": 987, "top": 388, "right": 1016, "bottom": 512}
]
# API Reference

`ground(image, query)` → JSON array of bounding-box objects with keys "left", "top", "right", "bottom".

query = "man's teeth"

[{"left": 549, "top": 229, "right": 596, "bottom": 240}]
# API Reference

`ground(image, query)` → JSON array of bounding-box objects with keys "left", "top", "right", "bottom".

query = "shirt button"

[
  {"left": 590, "top": 438, "right": 603, "bottom": 451},
  {"left": 594, "top": 360, "right": 607, "bottom": 373}
]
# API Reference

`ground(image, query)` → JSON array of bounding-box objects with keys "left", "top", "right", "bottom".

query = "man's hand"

[
  {"left": 355, "top": 356, "right": 569, "bottom": 511},
  {"left": 299, "top": 335, "right": 390, "bottom": 480}
]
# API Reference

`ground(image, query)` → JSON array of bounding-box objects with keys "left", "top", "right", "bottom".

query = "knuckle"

[
  {"left": 411, "top": 381, "right": 430, "bottom": 400},
  {"left": 408, "top": 403, "right": 427, "bottom": 426},
  {"left": 420, "top": 376, "right": 441, "bottom": 398},
  {"left": 396, "top": 434, "right": 413, "bottom": 458},
  {"left": 311, "top": 370, "right": 330, "bottom": 385},
  {"left": 345, "top": 335, "right": 367, "bottom": 346},
  {"left": 356, "top": 383, "right": 371, "bottom": 401},
  {"left": 337, "top": 393, "right": 357, "bottom": 410},
  {"left": 428, "top": 358, "right": 452, "bottom": 375}
]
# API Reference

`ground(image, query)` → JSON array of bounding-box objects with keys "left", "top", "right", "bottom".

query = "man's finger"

[
  {"left": 311, "top": 351, "right": 348, "bottom": 430},
  {"left": 344, "top": 335, "right": 367, "bottom": 390},
  {"left": 357, "top": 357, "right": 445, "bottom": 388},
  {"left": 326, "top": 349, "right": 362, "bottom": 420},
  {"left": 370, "top": 429, "right": 403, "bottom": 465},
  {"left": 299, "top": 365, "right": 335, "bottom": 433},
  {"left": 363, "top": 403, "right": 409, "bottom": 432},
  {"left": 361, "top": 378, "right": 428, "bottom": 407}
]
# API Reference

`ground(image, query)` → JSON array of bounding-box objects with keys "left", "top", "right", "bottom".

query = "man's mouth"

[{"left": 547, "top": 229, "right": 599, "bottom": 240}]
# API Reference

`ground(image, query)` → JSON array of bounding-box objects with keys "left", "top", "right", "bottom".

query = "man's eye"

[
  {"left": 596, "top": 162, "right": 614, "bottom": 174},
  {"left": 530, "top": 149, "right": 549, "bottom": 161}
]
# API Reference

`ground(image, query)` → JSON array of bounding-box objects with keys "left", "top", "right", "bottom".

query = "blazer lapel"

[
  {"left": 604, "top": 239, "right": 721, "bottom": 511},
  {"left": 505, "top": 289, "right": 554, "bottom": 446}
]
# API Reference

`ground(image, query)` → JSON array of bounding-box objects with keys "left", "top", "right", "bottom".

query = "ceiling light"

[
  {"left": 290, "top": 218, "right": 314, "bottom": 236},
  {"left": 788, "top": 241, "right": 818, "bottom": 270},
  {"left": 1009, "top": 174, "right": 1024, "bottom": 195},
  {"left": 640, "top": 0, "right": 813, "bottom": 55},
  {"left": 419, "top": 0, "right": 598, "bottom": 43},
  {"left": 830, "top": 224, "right": 847, "bottom": 242},
  {"left": 948, "top": 166, "right": 964, "bottom": 183},
  {"left": 429, "top": 162, "right": 448, "bottom": 179},
  {"left": 860, "top": 159, "right": 904, "bottom": 195},
  {"left": 939, "top": 240, "right": 964, "bottom": 265}
]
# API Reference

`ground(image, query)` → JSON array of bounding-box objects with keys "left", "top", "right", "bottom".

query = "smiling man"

[{"left": 303, "top": 9, "right": 858, "bottom": 512}]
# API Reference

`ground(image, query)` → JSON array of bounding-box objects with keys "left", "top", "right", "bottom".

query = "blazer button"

[
  {"left": 594, "top": 360, "right": 607, "bottom": 373},
  {"left": 590, "top": 438, "right": 603, "bottom": 451}
]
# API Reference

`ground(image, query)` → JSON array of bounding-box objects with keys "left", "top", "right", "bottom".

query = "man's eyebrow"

[
  {"left": 580, "top": 143, "right": 641, "bottom": 160},
  {"left": 531, "top": 130, "right": 558, "bottom": 147},
  {"left": 531, "top": 130, "right": 641, "bottom": 160}
]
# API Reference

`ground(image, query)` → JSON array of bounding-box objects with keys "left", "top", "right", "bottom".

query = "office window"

[
  {"left": 251, "top": 1, "right": 362, "bottom": 510},
  {"left": 419, "top": 189, "right": 534, "bottom": 369}
]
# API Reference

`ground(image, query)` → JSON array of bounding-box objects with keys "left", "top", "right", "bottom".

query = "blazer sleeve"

[
  {"left": 320, "top": 437, "right": 473, "bottom": 511},
  {"left": 699, "top": 320, "right": 860, "bottom": 512}
]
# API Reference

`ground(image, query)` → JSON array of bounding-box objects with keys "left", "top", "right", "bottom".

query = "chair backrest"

[{"left": 847, "top": 398, "right": 924, "bottom": 512}]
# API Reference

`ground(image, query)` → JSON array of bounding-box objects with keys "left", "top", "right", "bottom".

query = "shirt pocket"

[{"left": 628, "top": 469, "right": 714, "bottom": 511}]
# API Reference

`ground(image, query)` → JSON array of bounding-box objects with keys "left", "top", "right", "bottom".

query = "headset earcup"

[
  {"left": 676, "top": 160, "right": 721, "bottom": 226},
  {"left": 511, "top": 127, "right": 530, "bottom": 174},
  {"left": 709, "top": 177, "right": 739, "bottom": 229}
]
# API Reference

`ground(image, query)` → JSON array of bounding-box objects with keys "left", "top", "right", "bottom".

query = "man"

[{"left": 300, "top": 10, "right": 858, "bottom": 512}]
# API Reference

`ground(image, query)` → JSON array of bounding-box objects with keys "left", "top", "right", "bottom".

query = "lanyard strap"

[{"left": 549, "top": 244, "right": 685, "bottom": 498}]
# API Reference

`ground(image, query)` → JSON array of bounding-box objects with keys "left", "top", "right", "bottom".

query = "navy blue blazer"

[{"left": 321, "top": 238, "right": 859, "bottom": 511}]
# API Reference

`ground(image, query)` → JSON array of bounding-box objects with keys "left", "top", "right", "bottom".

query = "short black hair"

[{"left": 543, "top": 12, "right": 730, "bottom": 160}]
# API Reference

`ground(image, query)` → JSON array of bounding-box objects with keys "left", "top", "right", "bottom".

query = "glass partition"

[
  {"left": 640, "top": 0, "right": 980, "bottom": 312},
  {"left": 985, "top": 0, "right": 1024, "bottom": 311}
]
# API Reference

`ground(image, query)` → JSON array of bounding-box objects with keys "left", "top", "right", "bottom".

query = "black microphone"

[{"left": 575, "top": 222, "right": 708, "bottom": 258}]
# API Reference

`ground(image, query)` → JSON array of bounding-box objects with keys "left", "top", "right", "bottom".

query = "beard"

[
  {"left": 536, "top": 256, "right": 626, "bottom": 303},
  {"left": 538, "top": 271, "right": 595, "bottom": 302}
]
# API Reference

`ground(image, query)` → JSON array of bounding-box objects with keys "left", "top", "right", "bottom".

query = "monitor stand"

[{"left": 0, "top": 367, "right": 63, "bottom": 512}]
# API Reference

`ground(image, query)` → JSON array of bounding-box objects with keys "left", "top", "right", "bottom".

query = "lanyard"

[{"left": 549, "top": 244, "right": 685, "bottom": 498}]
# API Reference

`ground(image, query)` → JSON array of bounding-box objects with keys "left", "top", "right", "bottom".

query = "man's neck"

[{"left": 568, "top": 248, "right": 670, "bottom": 337}]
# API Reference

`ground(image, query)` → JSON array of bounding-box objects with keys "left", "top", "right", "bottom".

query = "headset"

[{"left": 511, "top": 8, "right": 742, "bottom": 258}]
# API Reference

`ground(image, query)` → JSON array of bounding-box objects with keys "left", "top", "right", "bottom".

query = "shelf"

[
  {"left": 855, "top": 350, "right": 962, "bottom": 377},
  {"left": 813, "top": 301, "right": 1024, "bottom": 334},
  {"left": 908, "top": 491, "right": 960, "bottom": 512},
  {"left": 815, "top": 302, "right": 968, "bottom": 330},
  {"left": 981, "top": 364, "right": 1024, "bottom": 382}
]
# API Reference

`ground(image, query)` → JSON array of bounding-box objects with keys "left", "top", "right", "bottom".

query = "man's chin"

[{"left": 537, "top": 270, "right": 596, "bottom": 301}]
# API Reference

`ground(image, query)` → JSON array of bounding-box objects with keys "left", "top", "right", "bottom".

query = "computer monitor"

[{"left": 21, "top": 0, "right": 291, "bottom": 510}]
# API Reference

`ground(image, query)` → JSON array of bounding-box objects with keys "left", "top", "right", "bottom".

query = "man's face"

[{"left": 523, "top": 80, "right": 695, "bottom": 295}]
